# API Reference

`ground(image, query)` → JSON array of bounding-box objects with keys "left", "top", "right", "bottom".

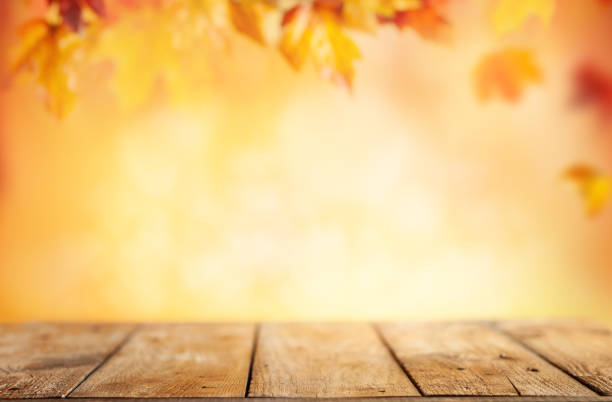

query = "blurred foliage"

[{"left": 5, "top": 0, "right": 612, "bottom": 216}]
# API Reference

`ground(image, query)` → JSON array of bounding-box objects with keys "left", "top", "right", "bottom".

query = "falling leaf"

[
  {"left": 280, "top": 4, "right": 361, "bottom": 88},
  {"left": 572, "top": 62, "right": 612, "bottom": 123},
  {"left": 473, "top": 48, "right": 541, "bottom": 102},
  {"left": 491, "top": 0, "right": 555, "bottom": 35},
  {"left": 564, "top": 164, "right": 611, "bottom": 217}
]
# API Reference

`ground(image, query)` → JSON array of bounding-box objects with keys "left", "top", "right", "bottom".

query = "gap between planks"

[
  {"left": 491, "top": 322, "right": 609, "bottom": 396},
  {"left": 64, "top": 326, "right": 140, "bottom": 398},
  {"left": 244, "top": 324, "right": 260, "bottom": 398},
  {"left": 372, "top": 323, "right": 424, "bottom": 396}
]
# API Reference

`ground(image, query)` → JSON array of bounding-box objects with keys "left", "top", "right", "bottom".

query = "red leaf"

[
  {"left": 282, "top": 5, "right": 304, "bottom": 26},
  {"left": 572, "top": 63, "right": 612, "bottom": 122},
  {"left": 58, "top": 0, "right": 83, "bottom": 31},
  {"left": 86, "top": 0, "right": 106, "bottom": 17}
]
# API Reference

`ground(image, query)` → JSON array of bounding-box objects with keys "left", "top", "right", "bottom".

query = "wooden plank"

[
  {"left": 248, "top": 322, "right": 419, "bottom": 397},
  {"left": 376, "top": 322, "right": 594, "bottom": 397},
  {"left": 0, "top": 322, "right": 132, "bottom": 399},
  {"left": 498, "top": 319, "right": 612, "bottom": 395},
  {"left": 71, "top": 323, "right": 255, "bottom": 398},
  {"left": 9, "top": 398, "right": 612, "bottom": 402}
]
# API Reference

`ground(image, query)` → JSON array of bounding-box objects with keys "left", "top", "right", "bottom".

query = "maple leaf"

[
  {"left": 326, "top": 0, "right": 421, "bottom": 32},
  {"left": 94, "top": 0, "right": 226, "bottom": 109},
  {"left": 10, "top": 19, "right": 84, "bottom": 118},
  {"left": 229, "top": 0, "right": 281, "bottom": 44},
  {"left": 572, "top": 63, "right": 612, "bottom": 123},
  {"left": 491, "top": 0, "right": 554, "bottom": 35},
  {"left": 280, "top": 4, "right": 361, "bottom": 88},
  {"left": 378, "top": 0, "right": 452, "bottom": 43},
  {"left": 473, "top": 48, "right": 541, "bottom": 102},
  {"left": 564, "top": 164, "right": 611, "bottom": 217}
]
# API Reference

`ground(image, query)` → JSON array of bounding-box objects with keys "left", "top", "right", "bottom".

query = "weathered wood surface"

[
  {"left": 70, "top": 324, "right": 255, "bottom": 397},
  {"left": 376, "top": 322, "right": 595, "bottom": 397},
  {"left": 6, "top": 398, "right": 612, "bottom": 402},
  {"left": 249, "top": 323, "right": 420, "bottom": 397},
  {"left": 498, "top": 320, "right": 612, "bottom": 395},
  {"left": 1, "top": 320, "right": 611, "bottom": 400},
  {"left": 0, "top": 322, "right": 132, "bottom": 399}
]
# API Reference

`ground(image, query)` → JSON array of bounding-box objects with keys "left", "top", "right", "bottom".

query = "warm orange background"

[{"left": 1, "top": 1, "right": 611, "bottom": 322}]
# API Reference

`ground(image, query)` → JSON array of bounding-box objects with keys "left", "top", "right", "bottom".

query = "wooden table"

[{"left": 1, "top": 321, "right": 611, "bottom": 401}]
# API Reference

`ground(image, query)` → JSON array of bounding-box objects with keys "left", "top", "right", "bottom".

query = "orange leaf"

[
  {"left": 378, "top": 0, "right": 451, "bottom": 43},
  {"left": 229, "top": 0, "right": 280, "bottom": 45},
  {"left": 473, "top": 48, "right": 541, "bottom": 102},
  {"left": 564, "top": 164, "right": 611, "bottom": 217}
]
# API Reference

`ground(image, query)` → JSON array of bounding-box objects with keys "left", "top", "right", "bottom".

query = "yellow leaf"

[
  {"left": 376, "top": 0, "right": 422, "bottom": 17},
  {"left": 342, "top": 0, "right": 421, "bottom": 32},
  {"left": 314, "top": 14, "right": 361, "bottom": 87},
  {"left": 280, "top": 6, "right": 315, "bottom": 70},
  {"left": 10, "top": 21, "right": 81, "bottom": 118},
  {"left": 492, "top": 0, "right": 555, "bottom": 35},
  {"left": 95, "top": 1, "right": 224, "bottom": 110},
  {"left": 564, "top": 164, "right": 611, "bottom": 217},
  {"left": 280, "top": 6, "right": 361, "bottom": 88},
  {"left": 473, "top": 48, "right": 541, "bottom": 102}
]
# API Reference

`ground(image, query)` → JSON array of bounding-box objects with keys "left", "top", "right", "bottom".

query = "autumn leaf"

[
  {"left": 280, "top": 4, "right": 361, "bottom": 88},
  {"left": 10, "top": 19, "right": 84, "bottom": 118},
  {"left": 491, "top": 0, "right": 555, "bottom": 35},
  {"left": 229, "top": 0, "right": 281, "bottom": 45},
  {"left": 94, "top": 0, "right": 226, "bottom": 109},
  {"left": 378, "top": 0, "right": 452, "bottom": 43},
  {"left": 572, "top": 63, "right": 612, "bottom": 123},
  {"left": 6, "top": 0, "right": 454, "bottom": 114},
  {"left": 51, "top": 0, "right": 107, "bottom": 32},
  {"left": 564, "top": 164, "right": 611, "bottom": 217},
  {"left": 473, "top": 48, "right": 541, "bottom": 102},
  {"left": 340, "top": 0, "right": 421, "bottom": 32}
]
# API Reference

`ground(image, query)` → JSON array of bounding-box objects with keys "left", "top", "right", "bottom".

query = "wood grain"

[
  {"left": 376, "top": 322, "right": 594, "bottom": 397},
  {"left": 498, "top": 320, "right": 612, "bottom": 395},
  {"left": 0, "top": 322, "right": 132, "bottom": 398},
  {"left": 71, "top": 323, "right": 255, "bottom": 397},
  {"left": 249, "top": 322, "right": 419, "bottom": 397},
  {"left": 52, "top": 398, "right": 612, "bottom": 402}
]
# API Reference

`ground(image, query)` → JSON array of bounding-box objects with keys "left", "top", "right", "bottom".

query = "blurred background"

[{"left": 1, "top": 0, "right": 611, "bottom": 322}]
